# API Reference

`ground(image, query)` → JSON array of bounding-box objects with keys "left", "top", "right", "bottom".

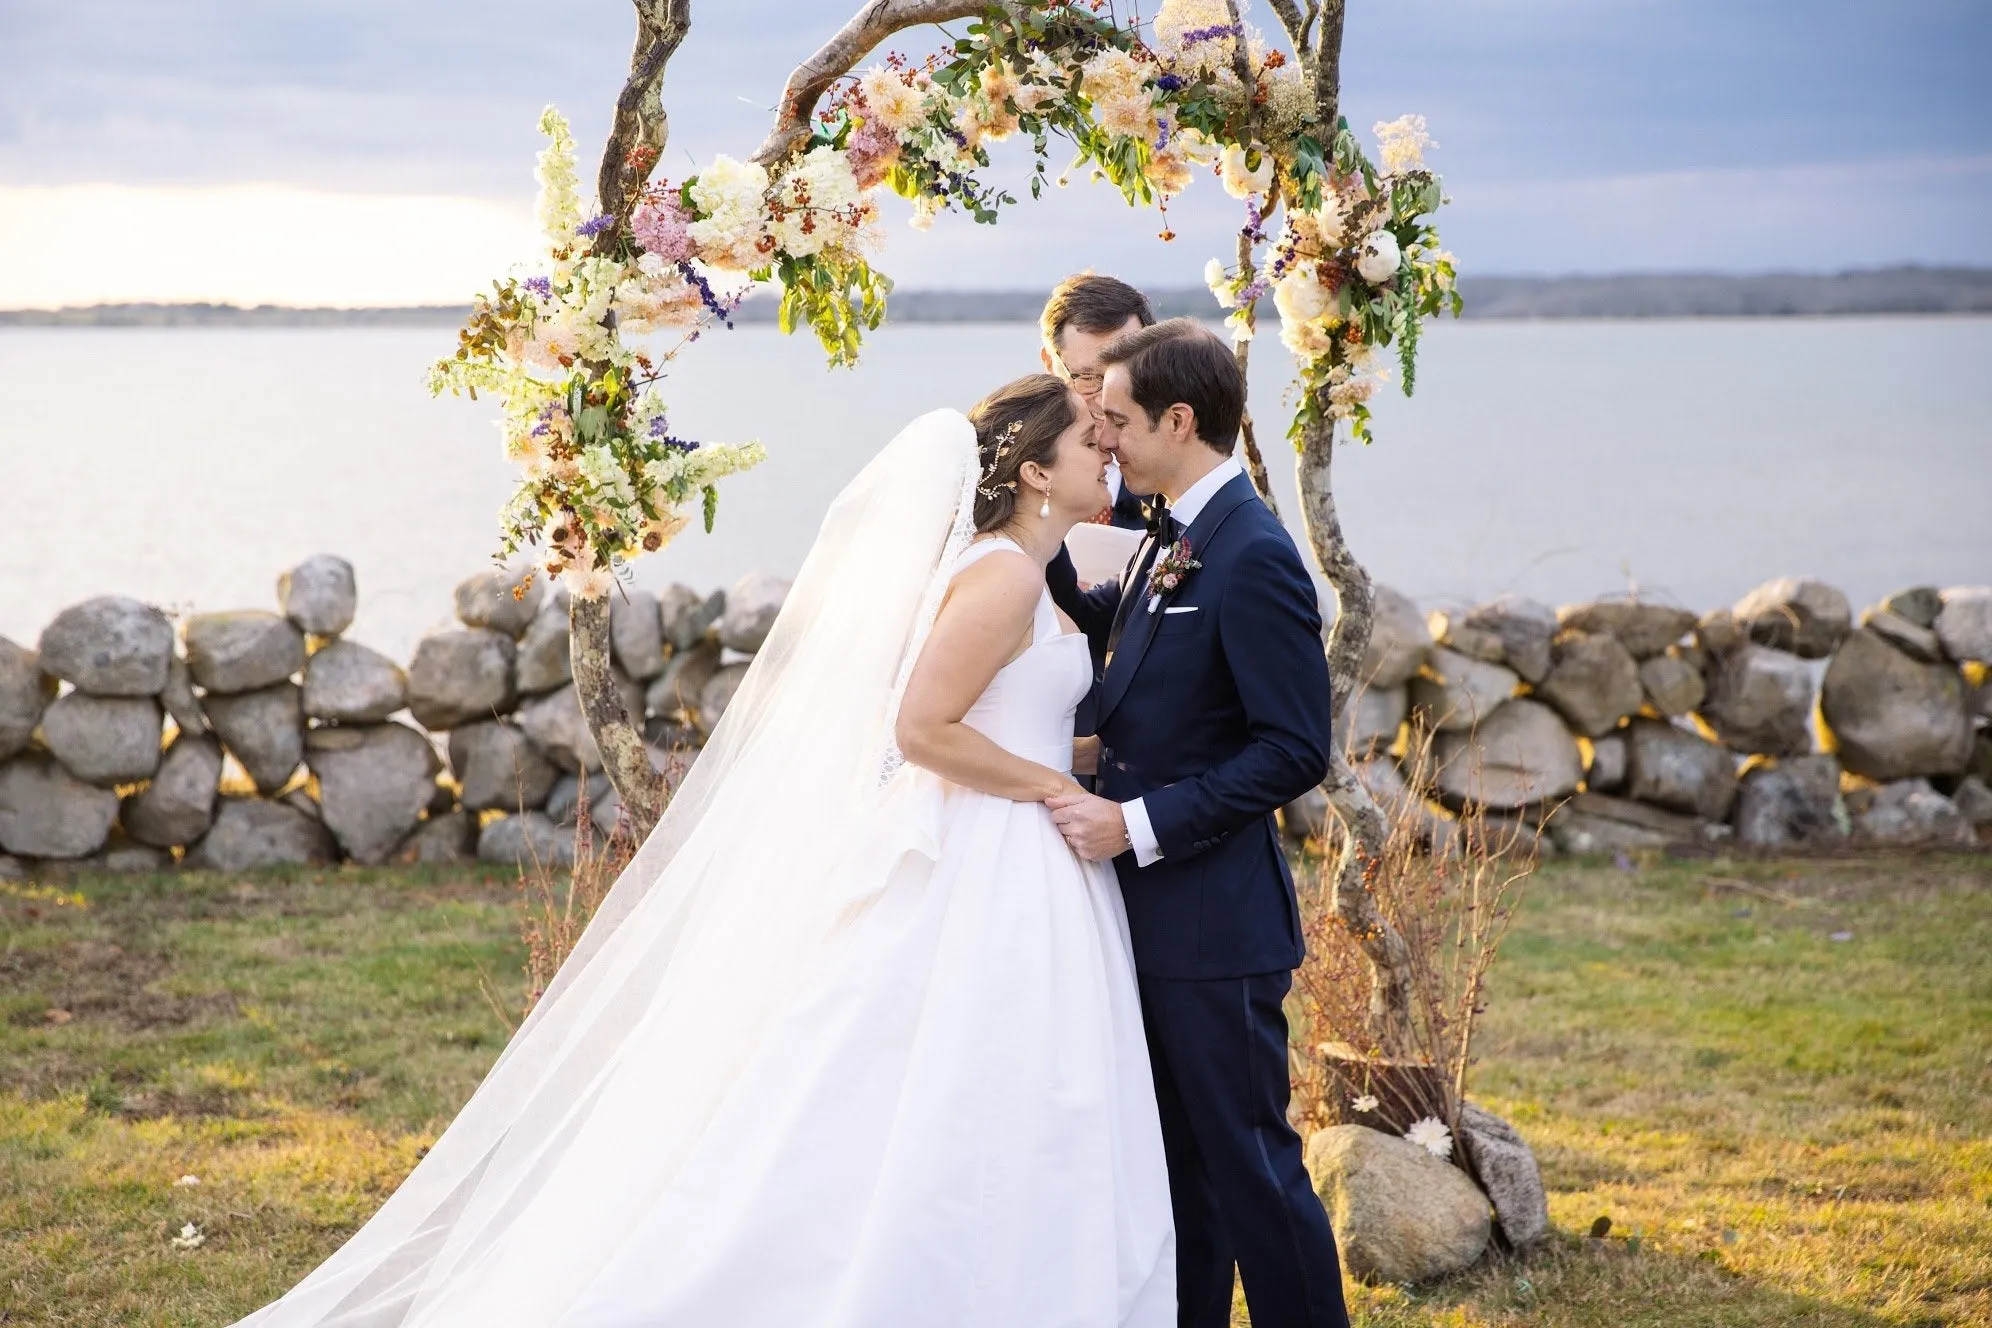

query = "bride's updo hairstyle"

[{"left": 966, "top": 373, "right": 1077, "bottom": 533}]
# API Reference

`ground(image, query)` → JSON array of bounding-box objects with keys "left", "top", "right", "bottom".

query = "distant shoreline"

[{"left": 5, "top": 266, "right": 1990, "bottom": 327}]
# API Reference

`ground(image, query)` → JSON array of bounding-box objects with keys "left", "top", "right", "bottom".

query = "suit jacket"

[
  {"left": 1049, "top": 472, "right": 1332, "bottom": 980},
  {"left": 1107, "top": 477, "right": 1150, "bottom": 531}
]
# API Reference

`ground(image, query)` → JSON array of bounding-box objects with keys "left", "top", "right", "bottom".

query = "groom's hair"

[
  {"left": 1039, "top": 273, "right": 1155, "bottom": 351},
  {"left": 1097, "top": 319, "right": 1245, "bottom": 454}
]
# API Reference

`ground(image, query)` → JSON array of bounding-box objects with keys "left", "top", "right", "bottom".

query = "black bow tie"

[{"left": 1144, "top": 501, "right": 1175, "bottom": 539}]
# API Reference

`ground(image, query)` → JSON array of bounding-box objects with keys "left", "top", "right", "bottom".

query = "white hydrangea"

[
  {"left": 771, "top": 145, "right": 864, "bottom": 258},
  {"left": 1355, "top": 230, "right": 1402, "bottom": 284},
  {"left": 688, "top": 155, "right": 772, "bottom": 271},
  {"left": 578, "top": 446, "right": 636, "bottom": 510},
  {"left": 1219, "top": 143, "right": 1275, "bottom": 199}
]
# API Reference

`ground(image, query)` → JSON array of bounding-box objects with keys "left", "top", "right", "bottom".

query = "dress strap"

[{"left": 952, "top": 535, "right": 1025, "bottom": 574}]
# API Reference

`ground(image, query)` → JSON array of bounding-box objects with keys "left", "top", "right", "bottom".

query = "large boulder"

[
  {"left": 477, "top": 811, "right": 575, "bottom": 868},
  {"left": 392, "top": 811, "right": 479, "bottom": 865},
  {"left": 160, "top": 654, "right": 208, "bottom": 736},
  {"left": 1586, "top": 731, "right": 1628, "bottom": 793},
  {"left": 301, "top": 640, "right": 408, "bottom": 724},
  {"left": 406, "top": 628, "right": 516, "bottom": 731},
  {"left": 1861, "top": 605, "right": 1944, "bottom": 663},
  {"left": 1637, "top": 652, "right": 1706, "bottom": 718},
  {"left": 697, "top": 663, "right": 753, "bottom": 735},
  {"left": 38, "top": 596, "right": 174, "bottom": 696},
  {"left": 0, "top": 753, "right": 120, "bottom": 858},
  {"left": 545, "top": 770, "right": 614, "bottom": 826},
  {"left": 449, "top": 720, "right": 558, "bottom": 813},
  {"left": 204, "top": 682, "right": 304, "bottom": 794},
  {"left": 1343, "top": 685, "right": 1407, "bottom": 757},
  {"left": 1624, "top": 719, "right": 1738, "bottom": 822},
  {"left": 1732, "top": 755, "right": 1846, "bottom": 848},
  {"left": 660, "top": 584, "right": 724, "bottom": 652},
  {"left": 1733, "top": 577, "right": 1852, "bottom": 659},
  {"left": 184, "top": 611, "right": 307, "bottom": 694},
  {"left": 277, "top": 553, "right": 358, "bottom": 636},
  {"left": 1953, "top": 775, "right": 1992, "bottom": 829},
  {"left": 648, "top": 638, "right": 722, "bottom": 718},
  {"left": 0, "top": 638, "right": 54, "bottom": 760},
  {"left": 1458, "top": 1103, "right": 1549, "bottom": 1249},
  {"left": 1535, "top": 632, "right": 1642, "bottom": 738},
  {"left": 1934, "top": 587, "right": 1992, "bottom": 664},
  {"left": 1360, "top": 586, "right": 1431, "bottom": 690},
  {"left": 1281, "top": 784, "right": 1329, "bottom": 841},
  {"left": 1305, "top": 1124, "right": 1491, "bottom": 1284},
  {"left": 1820, "top": 629, "right": 1973, "bottom": 781},
  {"left": 515, "top": 602, "right": 573, "bottom": 696},
  {"left": 1430, "top": 699, "right": 1582, "bottom": 811},
  {"left": 1408, "top": 649, "right": 1518, "bottom": 734},
  {"left": 718, "top": 571, "right": 791, "bottom": 653},
  {"left": 1458, "top": 597, "right": 1557, "bottom": 684},
  {"left": 305, "top": 723, "right": 442, "bottom": 864},
  {"left": 1879, "top": 586, "right": 1944, "bottom": 628},
  {"left": 121, "top": 733, "right": 223, "bottom": 848},
  {"left": 185, "top": 797, "right": 336, "bottom": 871},
  {"left": 515, "top": 675, "right": 642, "bottom": 773},
  {"left": 81, "top": 836, "right": 173, "bottom": 875},
  {"left": 1547, "top": 792, "right": 1704, "bottom": 854},
  {"left": 1702, "top": 643, "right": 1815, "bottom": 757},
  {"left": 610, "top": 588, "right": 667, "bottom": 681},
  {"left": 1557, "top": 599, "right": 1697, "bottom": 660},
  {"left": 1848, "top": 778, "right": 1974, "bottom": 846},
  {"left": 1425, "top": 611, "right": 1507, "bottom": 667},
  {"left": 39, "top": 693, "right": 162, "bottom": 786},
  {"left": 453, "top": 568, "right": 542, "bottom": 639}
]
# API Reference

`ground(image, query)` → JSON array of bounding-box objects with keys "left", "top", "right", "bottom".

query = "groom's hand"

[{"left": 1046, "top": 791, "right": 1130, "bottom": 862}]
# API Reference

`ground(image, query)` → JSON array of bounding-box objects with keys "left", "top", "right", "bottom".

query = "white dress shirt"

[
  {"left": 1105, "top": 460, "right": 1124, "bottom": 505},
  {"left": 1119, "top": 455, "right": 1245, "bottom": 867}
]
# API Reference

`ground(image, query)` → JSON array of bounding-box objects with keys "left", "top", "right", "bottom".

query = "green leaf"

[{"left": 702, "top": 485, "right": 719, "bottom": 534}]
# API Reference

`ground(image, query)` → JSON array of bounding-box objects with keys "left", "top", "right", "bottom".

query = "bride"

[{"left": 236, "top": 374, "right": 1176, "bottom": 1327}]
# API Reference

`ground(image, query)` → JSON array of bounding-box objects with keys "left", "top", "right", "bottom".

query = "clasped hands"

[{"left": 1047, "top": 737, "right": 1130, "bottom": 862}]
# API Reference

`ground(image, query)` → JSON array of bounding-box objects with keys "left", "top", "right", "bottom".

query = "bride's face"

[{"left": 1027, "top": 390, "right": 1111, "bottom": 521}]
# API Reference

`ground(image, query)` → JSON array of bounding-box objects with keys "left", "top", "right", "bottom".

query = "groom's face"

[{"left": 1097, "top": 365, "right": 1166, "bottom": 495}]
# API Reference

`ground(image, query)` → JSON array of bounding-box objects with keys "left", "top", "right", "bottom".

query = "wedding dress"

[{"left": 235, "top": 410, "right": 1174, "bottom": 1327}]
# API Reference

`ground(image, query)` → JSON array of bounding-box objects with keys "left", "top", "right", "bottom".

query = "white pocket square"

[{"left": 1162, "top": 605, "right": 1200, "bottom": 615}]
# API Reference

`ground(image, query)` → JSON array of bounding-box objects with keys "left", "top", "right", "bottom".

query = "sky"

[{"left": 1, "top": 0, "right": 1987, "bottom": 306}]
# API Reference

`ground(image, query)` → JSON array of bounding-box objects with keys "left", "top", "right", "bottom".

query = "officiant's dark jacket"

[{"left": 1050, "top": 471, "right": 1332, "bottom": 980}]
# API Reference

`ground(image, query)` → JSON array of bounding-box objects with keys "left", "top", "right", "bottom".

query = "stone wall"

[{"left": 2, "top": 562, "right": 1987, "bottom": 878}]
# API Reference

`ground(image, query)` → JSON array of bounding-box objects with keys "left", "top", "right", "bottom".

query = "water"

[{"left": 1, "top": 317, "right": 1987, "bottom": 660}]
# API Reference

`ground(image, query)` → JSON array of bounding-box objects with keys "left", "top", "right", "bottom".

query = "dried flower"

[{"left": 1351, "top": 1094, "right": 1379, "bottom": 1114}]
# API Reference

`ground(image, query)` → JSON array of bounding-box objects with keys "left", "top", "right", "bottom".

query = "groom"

[{"left": 1047, "top": 320, "right": 1350, "bottom": 1328}]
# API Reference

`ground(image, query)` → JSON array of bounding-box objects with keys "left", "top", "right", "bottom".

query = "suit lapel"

[{"left": 1099, "top": 473, "right": 1258, "bottom": 726}]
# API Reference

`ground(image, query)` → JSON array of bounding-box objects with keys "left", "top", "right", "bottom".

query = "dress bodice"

[{"left": 950, "top": 537, "right": 1091, "bottom": 775}]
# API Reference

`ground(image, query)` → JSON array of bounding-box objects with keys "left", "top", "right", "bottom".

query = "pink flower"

[
  {"left": 844, "top": 120, "right": 902, "bottom": 191},
  {"left": 630, "top": 189, "right": 695, "bottom": 262}
]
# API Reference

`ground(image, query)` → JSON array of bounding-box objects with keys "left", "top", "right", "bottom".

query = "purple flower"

[
  {"left": 678, "top": 260, "right": 742, "bottom": 330},
  {"left": 1154, "top": 116, "right": 1174, "bottom": 150},
  {"left": 1238, "top": 277, "right": 1269, "bottom": 304},
  {"left": 577, "top": 213, "right": 616, "bottom": 238},
  {"left": 523, "top": 275, "right": 552, "bottom": 299},
  {"left": 1155, "top": 73, "right": 1185, "bottom": 93},
  {"left": 1181, "top": 23, "right": 1243, "bottom": 47}
]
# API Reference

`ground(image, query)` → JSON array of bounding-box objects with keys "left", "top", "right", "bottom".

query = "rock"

[
  {"left": 0, "top": 854, "right": 25, "bottom": 881},
  {"left": 661, "top": 585, "right": 725, "bottom": 651},
  {"left": 38, "top": 596, "right": 174, "bottom": 697},
  {"left": 1344, "top": 685, "right": 1407, "bottom": 757},
  {"left": 1880, "top": 586, "right": 1944, "bottom": 628},
  {"left": 1548, "top": 792, "right": 1704, "bottom": 854},
  {"left": 82, "top": 837, "right": 174, "bottom": 874},
  {"left": 1848, "top": 778, "right": 1974, "bottom": 846},
  {"left": 122, "top": 733, "right": 223, "bottom": 848},
  {"left": 477, "top": 811, "right": 575, "bottom": 868},
  {"left": 1557, "top": 599, "right": 1697, "bottom": 660},
  {"left": 449, "top": 720, "right": 558, "bottom": 813},
  {"left": 301, "top": 640, "right": 408, "bottom": 723},
  {"left": 1637, "top": 652, "right": 1706, "bottom": 718},
  {"left": 0, "top": 638, "right": 56, "bottom": 760},
  {"left": 204, "top": 683, "right": 304, "bottom": 794},
  {"left": 1458, "top": 1103, "right": 1549, "bottom": 1249},
  {"left": 514, "top": 603, "right": 573, "bottom": 695},
  {"left": 610, "top": 588, "right": 667, "bottom": 681},
  {"left": 453, "top": 567, "right": 543, "bottom": 638},
  {"left": 281, "top": 788, "right": 324, "bottom": 821},
  {"left": 0, "top": 753, "right": 121, "bottom": 858},
  {"left": 1934, "top": 587, "right": 1992, "bottom": 663},
  {"left": 1459, "top": 597, "right": 1557, "bottom": 684},
  {"left": 1732, "top": 754, "right": 1846, "bottom": 848},
  {"left": 545, "top": 771, "right": 614, "bottom": 826},
  {"left": 648, "top": 638, "right": 722, "bottom": 718},
  {"left": 1695, "top": 608, "right": 1748, "bottom": 657},
  {"left": 697, "top": 662, "right": 752, "bottom": 735},
  {"left": 160, "top": 654, "right": 208, "bottom": 736},
  {"left": 277, "top": 553, "right": 358, "bottom": 636},
  {"left": 1281, "top": 784, "right": 1329, "bottom": 840},
  {"left": 516, "top": 675, "right": 641, "bottom": 773},
  {"left": 1624, "top": 719, "right": 1738, "bottom": 821},
  {"left": 1535, "top": 632, "right": 1643, "bottom": 738},
  {"left": 183, "top": 611, "right": 307, "bottom": 694},
  {"left": 718, "top": 571, "right": 790, "bottom": 653},
  {"left": 305, "top": 723, "right": 442, "bottom": 864},
  {"left": 1953, "top": 775, "right": 1992, "bottom": 827},
  {"left": 1426, "top": 612, "right": 1506, "bottom": 666},
  {"left": 39, "top": 693, "right": 162, "bottom": 786},
  {"left": 1408, "top": 649, "right": 1518, "bottom": 734},
  {"left": 1357, "top": 756, "right": 1431, "bottom": 833},
  {"left": 1430, "top": 699, "right": 1582, "bottom": 811},
  {"left": 1586, "top": 731, "right": 1627, "bottom": 793},
  {"left": 1861, "top": 606, "right": 1944, "bottom": 663},
  {"left": 406, "top": 628, "right": 516, "bottom": 731},
  {"left": 185, "top": 797, "right": 337, "bottom": 871},
  {"left": 1305, "top": 1124, "right": 1491, "bottom": 1285},
  {"left": 393, "top": 811, "right": 479, "bottom": 864},
  {"left": 1703, "top": 644, "right": 1815, "bottom": 757},
  {"left": 1733, "top": 577, "right": 1852, "bottom": 659},
  {"left": 1820, "top": 629, "right": 1973, "bottom": 781},
  {"left": 1360, "top": 586, "right": 1431, "bottom": 690}
]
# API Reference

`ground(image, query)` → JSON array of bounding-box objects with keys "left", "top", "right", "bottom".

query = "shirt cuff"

[{"left": 1122, "top": 797, "right": 1163, "bottom": 867}]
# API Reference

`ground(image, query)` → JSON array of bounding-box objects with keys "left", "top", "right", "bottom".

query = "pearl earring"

[{"left": 1039, "top": 485, "right": 1052, "bottom": 519}]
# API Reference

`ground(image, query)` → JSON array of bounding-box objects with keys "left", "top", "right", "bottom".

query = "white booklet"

[{"left": 1064, "top": 522, "right": 1144, "bottom": 589}]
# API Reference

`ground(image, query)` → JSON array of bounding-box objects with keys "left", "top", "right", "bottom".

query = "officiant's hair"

[
  {"left": 1097, "top": 318, "right": 1245, "bottom": 454},
  {"left": 1039, "top": 273, "right": 1156, "bottom": 350},
  {"left": 966, "top": 374, "right": 1078, "bottom": 533}
]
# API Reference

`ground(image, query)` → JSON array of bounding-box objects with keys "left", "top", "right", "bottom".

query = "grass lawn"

[{"left": 1, "top": 853, "right": 1987, "bottom": 1326}]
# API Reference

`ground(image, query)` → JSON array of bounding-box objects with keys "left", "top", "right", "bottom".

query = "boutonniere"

[{"left": 1146, "top": 537, "right": 1201, "bottom": 613}]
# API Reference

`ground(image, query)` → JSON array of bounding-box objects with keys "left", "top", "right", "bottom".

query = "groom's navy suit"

[{"left": 1050, "top": 466, "right": 1350, "bottom": 1328}]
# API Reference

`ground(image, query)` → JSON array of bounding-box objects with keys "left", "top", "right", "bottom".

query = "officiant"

[{"left": 1039, "top": 273, "right": 1156, "bottom": 535}]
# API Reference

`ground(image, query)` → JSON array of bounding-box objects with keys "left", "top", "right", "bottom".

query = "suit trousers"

[{"left": 1138, "top": 971, "right": 1351, "bottom": 1328}]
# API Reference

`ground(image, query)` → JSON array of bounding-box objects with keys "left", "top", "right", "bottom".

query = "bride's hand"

[
  {"left": 1045, "top": 775, "right": 1089, "bottom": 803},
  {"left": 1071, "top": 736, "right": 1102, "bottom": 777}
]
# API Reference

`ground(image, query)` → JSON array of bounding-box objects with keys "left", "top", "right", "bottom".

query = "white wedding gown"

[{"left": 235, "top": 412, "right": 1173, "bottom": 1328}]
